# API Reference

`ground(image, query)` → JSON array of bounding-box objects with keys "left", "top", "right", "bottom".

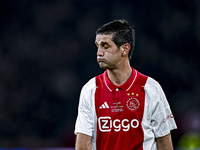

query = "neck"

[{"left": 107, "top": 62, "right": 132, "bottom": 86}]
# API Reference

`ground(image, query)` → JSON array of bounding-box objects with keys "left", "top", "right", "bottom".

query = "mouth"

[{"left": 97, "top": 58, "right": 105, "bottom": 62}]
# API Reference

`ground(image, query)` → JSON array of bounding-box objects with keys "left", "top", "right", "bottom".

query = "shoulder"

[
  {"left": 80, "top": 72, "right": 104, "bottom": 97},
  {"left": 145, "top": 76, "right": 169, "bottom": 106},
  {"left": 144, "top": 76, "right": 165, "bottom": 98},
  {"left": 145, "top": 77, "right": 162, "bottom": 91},
  {"left": 81, "top": 77, "right": 96, "bottom": 94},
  {"left": 144, "top": 77, "right": 167, "bottom": 111},
  {"left": 79, "top": 77, "right": 96, "bottom": 106},
  {"left": 133, "top": 69, "right": 161, "bottom": 92}
]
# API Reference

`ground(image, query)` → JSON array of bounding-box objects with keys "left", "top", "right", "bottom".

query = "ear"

[{"left": 121, "top": 43, "right": 130, "bottom": 57}]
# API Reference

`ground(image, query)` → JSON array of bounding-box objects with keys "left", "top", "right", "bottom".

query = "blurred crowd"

[{"left": 0, "top": 0, "right": 200, "bottom": 148}]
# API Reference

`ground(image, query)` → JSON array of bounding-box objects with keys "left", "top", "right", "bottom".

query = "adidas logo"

[{"left": 99, "top": 102, "right": 109, "bottom": 109}]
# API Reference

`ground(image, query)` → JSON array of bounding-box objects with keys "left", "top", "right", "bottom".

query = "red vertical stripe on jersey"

[{"left": 95, "top": 70, "right": 148, "bottom": 150}]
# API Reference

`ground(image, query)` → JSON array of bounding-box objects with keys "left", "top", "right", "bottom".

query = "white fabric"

[
  {"left": 142, "top": 77, "right": 177, "bottom": 150},
  {"left": 74, "top": 77, "right": 97, "bottom": 149}
]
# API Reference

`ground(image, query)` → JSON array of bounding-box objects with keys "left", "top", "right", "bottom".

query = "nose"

[{"left": 97, "top": 48, "right": 104, "bottom": 56}]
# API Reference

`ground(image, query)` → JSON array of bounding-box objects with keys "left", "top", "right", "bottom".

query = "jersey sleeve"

[
  {"left": 147, "top": 78, "right": 177, "bottom": 138},
  {"left": 74, "top": 79, "right": 95, "bottom": 137}
]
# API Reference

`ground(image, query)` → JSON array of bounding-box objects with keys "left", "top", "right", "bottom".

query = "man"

[{"left": 74, "top": 20, "right": 177, "bottom": 150}]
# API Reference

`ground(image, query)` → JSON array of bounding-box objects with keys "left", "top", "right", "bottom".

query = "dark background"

[{"left": 0, "top": 0, "right": 200, "bottom": 148}]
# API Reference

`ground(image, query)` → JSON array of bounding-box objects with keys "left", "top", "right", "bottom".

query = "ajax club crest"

[{"left": 126, "top": 97, "right": 140, "bottom": 111}]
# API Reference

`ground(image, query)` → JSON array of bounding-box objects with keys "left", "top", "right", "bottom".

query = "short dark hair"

[{"left": 96, "top": 19, "right": 135, "bottom": 59}]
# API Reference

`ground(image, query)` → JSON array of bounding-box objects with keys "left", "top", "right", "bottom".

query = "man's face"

[{"left": 95, "top": 34, "right": 122, "bottom": 70}]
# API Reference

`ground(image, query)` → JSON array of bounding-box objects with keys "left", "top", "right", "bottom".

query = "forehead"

[{"left": 95, "top": 34, "right": 113, "bottom": 44}]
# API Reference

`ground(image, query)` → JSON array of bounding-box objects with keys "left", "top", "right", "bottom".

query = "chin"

[
  {"left": 99, "top": 65, "right": 107, "bottom": 70},
  {"left": 98, "top": 63, "right": 108, "bottom": 69}
]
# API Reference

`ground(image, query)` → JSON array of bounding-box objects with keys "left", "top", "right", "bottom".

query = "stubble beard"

[
  {"left": 98, "top": 62, "right": 107, "bottom": 69},
  {"left": 98, "top": 61, "right": 115, "bottom": 70}
]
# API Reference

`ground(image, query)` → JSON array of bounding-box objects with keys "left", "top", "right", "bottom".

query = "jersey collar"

[{"left": 103, "top": 67, "right": 138, "bottom": 92}]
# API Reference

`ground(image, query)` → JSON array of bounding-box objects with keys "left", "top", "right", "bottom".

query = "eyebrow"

[{"left": 95, "top": 41, "right": 109, "bottom": 46}]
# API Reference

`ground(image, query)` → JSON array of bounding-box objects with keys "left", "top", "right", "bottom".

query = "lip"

[{"left": 97, "top": 58, "right": 105, "bottom": 62}]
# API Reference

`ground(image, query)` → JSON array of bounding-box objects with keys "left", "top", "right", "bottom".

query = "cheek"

[
  {"left": 108, "top": 54, "right": 121, "bottom": 63},
  {"left": 104, "top": 49, "right": 121, "bottom": 61}
]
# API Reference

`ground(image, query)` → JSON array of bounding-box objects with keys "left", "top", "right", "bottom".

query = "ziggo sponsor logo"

[
  {"left": 98, "top": 116, "right": 139, "bottom": 132},
  {"left": 163, "top": 114, "right": 174, "bottom": 123}
]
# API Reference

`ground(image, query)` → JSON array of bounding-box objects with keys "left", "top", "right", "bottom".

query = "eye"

[{"left": 104, "top": 44, "right": 109, "bottom": 49}]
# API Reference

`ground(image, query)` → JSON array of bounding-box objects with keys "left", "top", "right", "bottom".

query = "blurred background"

[{"left": 0, "top": 0, "right": 200, "bottom": 149}]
